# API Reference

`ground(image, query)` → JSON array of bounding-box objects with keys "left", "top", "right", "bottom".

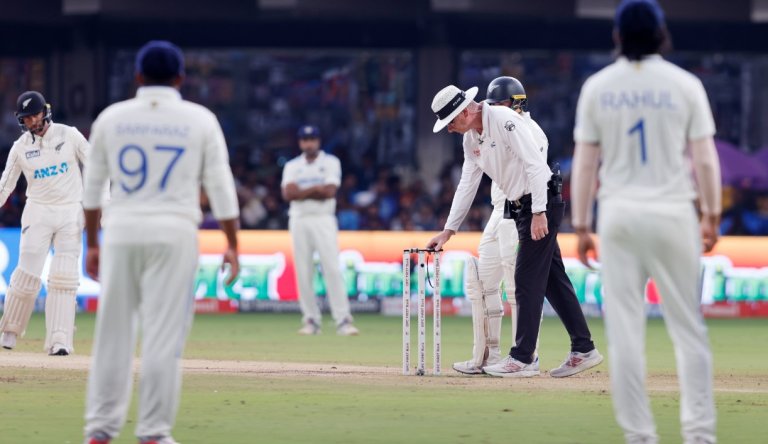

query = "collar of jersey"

[
  {"left": 136, "top": 86, "right": 182, "bottom": 100},
  {"left": 618, "top": 54, "right": 663, "bottom": 64},
  {"left": 476, "top": 100, "right": 492, "bottom": 141},
  {"left": 301, "top": 151, "right": 325, "bottom": 164}
]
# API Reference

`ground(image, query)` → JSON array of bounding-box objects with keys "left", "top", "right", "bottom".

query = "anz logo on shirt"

[{"left": 33, "top": 162, "right": 69, "bottom": 180}]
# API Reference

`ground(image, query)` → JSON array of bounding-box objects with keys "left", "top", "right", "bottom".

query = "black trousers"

[{"left": 505, "top": 192, "right": 595, "bottom": 364}]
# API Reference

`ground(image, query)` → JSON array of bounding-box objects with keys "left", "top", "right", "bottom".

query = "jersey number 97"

[{"left": 118, "top": 144, "right": 185, "bottom": 193}]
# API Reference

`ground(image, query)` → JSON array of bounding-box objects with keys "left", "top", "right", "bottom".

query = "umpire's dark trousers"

[{"left": 505, "top": 191, "right": 595, "bottom": 364}]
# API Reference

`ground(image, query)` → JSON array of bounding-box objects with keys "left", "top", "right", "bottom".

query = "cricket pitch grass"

[{"left": 0, "top": 313, "right": 766, "bottom": 443}]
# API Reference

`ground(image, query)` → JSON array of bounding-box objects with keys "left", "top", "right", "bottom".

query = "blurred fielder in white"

[
  {"left": 282, "top": 125, "right": 359, "bottom": 336},
  {"left": 82, "top": 41, "right": 240, "bottom": 444},
  {"left": 571, "top": 1, "right": 721, "bottom": 442},
  {"left": 0, "top": 90, "right": 90, "bottom": 356},
  {"left": 452, "top": 76, "right": 547, "bottom": 375}
]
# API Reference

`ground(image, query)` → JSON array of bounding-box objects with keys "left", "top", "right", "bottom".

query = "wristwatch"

[{"left": 533, "top": 211, "right": 545, "bottom": 215}]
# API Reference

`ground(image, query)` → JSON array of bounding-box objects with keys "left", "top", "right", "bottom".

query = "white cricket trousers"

[
  {"left": 289, "top": 214, "right": 351, "bottom": 325},
  {"left": 85, "top": 223, "right": 198, "bottom": 440},
  {"left": 598, "top": 199, "right": 716, "bottom": 444},
  {"left": 18, "top": 201, "right": 84, "bottom": 274}
]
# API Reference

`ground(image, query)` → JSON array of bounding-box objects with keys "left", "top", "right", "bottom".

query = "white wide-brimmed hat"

[{"left": 431, "top": 85, "right": 478, "bottom": 133}]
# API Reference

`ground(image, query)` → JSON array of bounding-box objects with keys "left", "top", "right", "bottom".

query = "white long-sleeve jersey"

[
  {"left": 445, "top": 105, "right": 550, "bottom": 232},
  {"left": 0, "top": 122, "right": 89, "bottom": 206},
  {"left": 83, "top": 86, "right": 239, "bottom": 231}
]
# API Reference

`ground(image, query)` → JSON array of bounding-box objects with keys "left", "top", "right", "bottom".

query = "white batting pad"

[
  {"left": 44, "top": 254, "right": 80, "bottom": 353},
  {"left": 0, "top": 268, "right": 43, "bottom": 336}
]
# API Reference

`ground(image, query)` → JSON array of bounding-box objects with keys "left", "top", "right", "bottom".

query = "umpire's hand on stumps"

[
  {"left": 531, "top": 213, "right": 549, "bottom": 241},
  {"left": 426, "top": 229, "right": 455, "bottom": 252}
]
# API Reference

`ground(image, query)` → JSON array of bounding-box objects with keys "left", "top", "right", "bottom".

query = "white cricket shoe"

[
  {"left": 139, "top": 436, "right": 180, "bottom": 444},
  {"left": 297, "top": 319, "right": 321, "bottom": 335},
  {"left": 549, "top": 349, "right": 603, "bottom": 378},
  {"left": 452, "top": 360, "right": 485, "bottom": 375},
  {"left": 336, "top": 319, "right": 359, "bottom": 336},
  {"left": 1, "top": 331, "right": 17, "bottom": 350},
  {"left": 483, "top": 355, "right": 540, "bottom": 378},
  {"left": 49, "top": 342, "right": 70, "bottom": 356},
  {"left": 452, "top": 349, "right": 502, "bottom": 375}
]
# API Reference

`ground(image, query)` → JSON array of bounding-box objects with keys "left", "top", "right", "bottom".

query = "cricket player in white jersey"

[
  {"left": 427, "top": 83, "right": 602, "bottom": 378},
  {"left": 571, "top": 1, "right": 721, "bottom": 442},
  {"left": 82, "top": 41, "right": 240, "bottom": 444},
  {"left": 282, "top": 125, "right": 359, "bottom": 336},
  {"left": 452, "top": 76, "right": 547, "bottom": 375},
  {"left": 0, "top": 90, "right": 89, "bottom": 356}
]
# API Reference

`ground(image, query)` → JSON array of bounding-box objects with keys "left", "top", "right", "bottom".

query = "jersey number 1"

[
  {"left": 628, "top": 119, "right": 647, "bottom": 164},
  {"left": 118, "top": 144, "right": 185, "bottom": 193}
]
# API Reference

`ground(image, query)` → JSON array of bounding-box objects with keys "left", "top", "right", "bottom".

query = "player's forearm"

[
  {"left": 0, "top": 162, "right": 21, "bottom": 207},
  {"left": 306, "top": 185, "right": 337, "bottom": 200},
  {"left": 84, "top": 209, "right": 101, "bottom": 248},
  {"left": 217, "top": 218, "right": 240, "bottom": 250},
  {"left": 689, "top": 137, "right": 722, "bottom": 217},
  {"left": 571, "top": 142, "right": 601, "bottom": 230}
]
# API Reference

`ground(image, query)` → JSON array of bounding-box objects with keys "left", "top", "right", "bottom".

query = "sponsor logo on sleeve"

[{"left": 504, "top": 121, "right": 516, "bottom": 132}]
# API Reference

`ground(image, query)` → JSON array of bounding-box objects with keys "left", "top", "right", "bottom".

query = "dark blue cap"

[
  {"left": 297, "top": 125, "right": 320, "bottom": 139},
  {"left": 135, "top": 40, "right": 185, "bottom": 80},
  {"left": 615, "top": 0, "right": 665, "bottom": 35}
]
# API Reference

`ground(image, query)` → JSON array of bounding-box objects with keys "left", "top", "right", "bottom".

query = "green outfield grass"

[{"left": 0, "top": 313, "right": 766, "bottom": 443}]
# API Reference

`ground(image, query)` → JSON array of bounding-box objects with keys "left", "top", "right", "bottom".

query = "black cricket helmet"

[
  {"left": 485, "top": 76, "right": 528, "bottom": 111},
  {"left": 15, "top": 91, "right": 52, "bottom": 132}
]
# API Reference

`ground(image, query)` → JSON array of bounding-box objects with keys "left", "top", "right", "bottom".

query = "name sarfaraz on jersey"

[{"left": 33, "top": 162, "right": 69, "bottom": 179}]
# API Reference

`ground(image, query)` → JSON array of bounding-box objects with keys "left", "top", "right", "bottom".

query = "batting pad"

[
  {"left": 0, "top": 268, "right": 43, "bottom": 336},
  {"left": 44, "top": 254, "right": 80, "bottom": 352}
]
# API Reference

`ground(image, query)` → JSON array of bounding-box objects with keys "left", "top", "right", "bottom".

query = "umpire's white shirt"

[
  {"left": 574, "top": 55, "right": 716, "bottom": 203},
  {"left": 0, "top": 123, "right": 89, "bottom": 206},
  {"left": 83, "top": 87, "right": 239, "bottom": 237},
  {"left": 445, "top": 104, "right": 551, "bottom": 232},
  {"left": 281, "top": 151, "right": 341, "bottom": 218}
]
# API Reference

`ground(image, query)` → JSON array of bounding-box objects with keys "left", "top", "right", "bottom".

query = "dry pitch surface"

[{"left": 2, "top": 352, "right": 765, "bottom": 395}]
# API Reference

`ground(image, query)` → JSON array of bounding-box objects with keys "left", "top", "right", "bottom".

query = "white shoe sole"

[
  {"left": 550, "top": 354, "right": 604, "bottom": 378},
  {"left": 484, "top": 369, "right": 540, "bottom": 378},
  {"left": 452, "top": 364, "right": 485, "bottom": 375}
]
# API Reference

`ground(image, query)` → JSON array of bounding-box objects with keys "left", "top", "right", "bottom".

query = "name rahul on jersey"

[{"left": 600, "top": 90, "right": 676, "bottom": 110}]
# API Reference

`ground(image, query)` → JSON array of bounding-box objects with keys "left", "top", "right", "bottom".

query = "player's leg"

[
  {"left": 135, "top": 229, "right": 198, "bottom": 441},
  {"left": 0, "top": 203, "right": 51, "bottom": 348},
  {"left": 599, "top": 202, "right": 658, "bottom": 443},
  {"left": 453, "top": 212, "right": 503, "bottom": 374},
  {"left": 84, "top": 241, "right": 141, "bottom": 441},
  {"left": 645, "top": 205, "right": 715, "bottom": 444},
  {"left": 498, "top": 217, "right": 533, "bottom": 354},
  {"left": 45, "top": 206, "right": 83, "bottom": 354},
  {"left": 313, "top": 215, "right": 357, "bottom": 335},
  {"left": 289, "top": 217, "right": 322, "bottom": 333}
]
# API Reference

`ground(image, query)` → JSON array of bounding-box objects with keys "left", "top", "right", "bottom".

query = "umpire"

[{"left": 427, "top": 83, "right": 602, "bottom": 378}]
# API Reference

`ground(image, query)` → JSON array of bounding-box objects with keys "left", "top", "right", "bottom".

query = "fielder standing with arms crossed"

[
  {"left": 427, "top": 84, "right": 602, "bottom": 378},
  {"left": 0, "top": 90, "right": 89, "bottom": 356},
  {"left": 282, "top": 125, "right": 359, "bottom": 336},
  {"left": 452, "top": 76, "right": 547, "bottom": 375},
  {"left": 571, "top": 1, "right": 720, "bottom": 442},
  {"left": 82, "top": 40, "right": 240, "bottom": 444}
]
